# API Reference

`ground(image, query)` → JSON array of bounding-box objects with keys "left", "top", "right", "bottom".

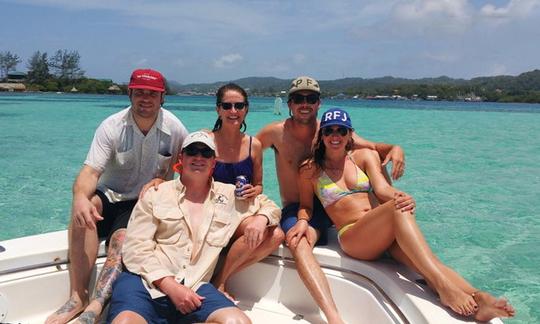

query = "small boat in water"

[{"left": 0, "top": 230, "right": 501, "bottom": 323}]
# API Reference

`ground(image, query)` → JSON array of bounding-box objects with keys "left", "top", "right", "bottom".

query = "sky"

[{"left": 1, "top": 0, "right": 540, "bottom": 84}]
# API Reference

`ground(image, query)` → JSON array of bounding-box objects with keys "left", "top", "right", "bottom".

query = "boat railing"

[{"left": 0, "top": 251, "right": 107, "bottom": 276}]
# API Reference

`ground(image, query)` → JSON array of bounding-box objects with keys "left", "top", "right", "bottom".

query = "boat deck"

[{"left": 0, "top": 230, "right": 501, "bottom": 323}]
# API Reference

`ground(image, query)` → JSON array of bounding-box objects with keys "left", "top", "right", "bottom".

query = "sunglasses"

[
  {"left": 290, "top": 93, "right": 319, "bottom": 104},
  {"left": 322, "top": 126, "right": 349, "bottom": 137},
  {"left": 219, "top": 102, "right": 248, "bottom": 110},
  {"left": 183, "top": 145, "right": 215, "bottom": 158}
]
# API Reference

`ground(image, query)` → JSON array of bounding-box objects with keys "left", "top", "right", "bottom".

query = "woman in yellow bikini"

[{"left": 293, "top": 108, "right": 515, "bottom": 322}]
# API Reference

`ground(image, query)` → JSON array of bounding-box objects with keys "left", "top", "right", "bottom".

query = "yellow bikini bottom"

[{"left": 337, "top": 222, "right": 356, "bottom": 237}]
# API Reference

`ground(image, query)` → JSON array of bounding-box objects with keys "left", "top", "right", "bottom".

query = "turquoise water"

[{"left": 1, "top": 93, "right": 539, "bottom": 323}]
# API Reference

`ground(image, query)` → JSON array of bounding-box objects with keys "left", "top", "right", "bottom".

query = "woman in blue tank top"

[
  {"left": 210, "top": 83, "right": 285, "bottom": 295},
  {"left": 211, "top": 83, "right": 260, "bottom": 194}
]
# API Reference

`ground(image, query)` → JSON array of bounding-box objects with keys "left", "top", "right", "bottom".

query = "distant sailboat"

[{"left": 273, "top": 96, "right": 283, "bottom": 115}]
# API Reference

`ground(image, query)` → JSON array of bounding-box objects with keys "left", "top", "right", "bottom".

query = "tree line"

[
  {"left": 0, "top": 50, "right": 120, "bottom": 93},
  {"left": 317, "top": 71, "right": 540, "bottom": 103},
  {"left": 3, "top": 49, "right": 540, "bottom": 102},
  {"left": 176, "top": 71, "right": 540, "bottom": 103}
]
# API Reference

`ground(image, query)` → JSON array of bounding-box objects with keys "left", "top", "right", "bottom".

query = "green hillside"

[{"left": 170, "top": 70, "right": 540, "bottom": 103}]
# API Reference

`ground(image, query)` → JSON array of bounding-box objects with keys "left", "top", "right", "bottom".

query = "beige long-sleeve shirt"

[{"left": 122, "top": 177, "right": 281, "bottom": 298}]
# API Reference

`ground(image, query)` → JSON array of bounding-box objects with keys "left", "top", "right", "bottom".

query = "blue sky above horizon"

[{"left": 1, "top": 0, "right": 539, "bottom": 84}]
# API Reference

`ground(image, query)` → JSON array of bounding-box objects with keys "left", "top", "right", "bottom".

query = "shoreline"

[{"left": 4, "top": 90, "right": 540, "bottom": 106}]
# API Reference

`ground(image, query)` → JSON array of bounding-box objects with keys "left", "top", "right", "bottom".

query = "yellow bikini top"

[{"left": 315, "top": 156, "right": 372, "bottom": 208}]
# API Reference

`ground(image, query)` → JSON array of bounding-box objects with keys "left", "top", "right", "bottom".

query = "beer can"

[{"left": 235, "top": 175, "right": 248, "bottom": 199}]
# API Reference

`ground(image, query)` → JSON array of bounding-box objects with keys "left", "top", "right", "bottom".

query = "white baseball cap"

[{"left": 181, "top": 131, "right": 216, "bottom": 151}]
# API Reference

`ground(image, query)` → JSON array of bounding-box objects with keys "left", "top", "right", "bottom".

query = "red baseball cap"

[{"left": 128, "top": 69, "right": 166, "bottom": 92}]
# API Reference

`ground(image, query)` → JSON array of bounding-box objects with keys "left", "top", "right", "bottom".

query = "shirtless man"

[{"left": 256, "top": 76, "right": 405, "bottom": 324}]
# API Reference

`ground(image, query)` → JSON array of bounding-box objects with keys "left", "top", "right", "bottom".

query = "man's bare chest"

[{"left": 275, "top": 139, "right": 312, "bottom": 167}]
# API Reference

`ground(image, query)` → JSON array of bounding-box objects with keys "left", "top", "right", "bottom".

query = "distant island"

[
  {"left": 2, "top": 50, "right": 540, "bottom": 103},
  {"left": 170, "top": 69, "right": 540, "bottom": 103}
]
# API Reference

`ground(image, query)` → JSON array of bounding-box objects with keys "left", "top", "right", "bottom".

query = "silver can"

[{"left": 235, "top": 175, "right": 248, "bottom": 199}]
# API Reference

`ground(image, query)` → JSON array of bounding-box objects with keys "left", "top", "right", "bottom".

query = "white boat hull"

[{"left": 0, "top": 230, "right": 502, "bottom": 323}]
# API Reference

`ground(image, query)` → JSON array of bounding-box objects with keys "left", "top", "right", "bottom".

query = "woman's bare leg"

[
  {"left": 389, "top": 242, "right": 515, "bottom": 320},
  {"left": 212, "top": 220, "right": 284, "bottom": 295},
  {"left": 387, "top": 242, "right": 475, "bottom": 292},
  {"left": 288, "top": 227, "right": 344, "bottom": 324},
  {"left": 339, "top": 201, "right": 476, "bottom": 315}
]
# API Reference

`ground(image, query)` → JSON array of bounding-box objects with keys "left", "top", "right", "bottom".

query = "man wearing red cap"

[{"left": 46, "top": 69, "right": 188, "bottom": 324}]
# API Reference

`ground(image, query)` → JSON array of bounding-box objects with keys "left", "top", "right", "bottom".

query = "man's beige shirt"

[{"left": 123, "top": 177, "right": 281, "bottom": 298}]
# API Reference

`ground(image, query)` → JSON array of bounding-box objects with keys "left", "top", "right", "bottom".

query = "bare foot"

[
  {"left": 438, "top": 285, "right": 478, "bottom": 316},
  {"left": 45, "top": 296, "right": 86, "bottom": 324},
  {"left": 73, "top": 299, "right": 104, "bottom": 324},
  {"left": 473, "top": 291, "right": 515, "bottom": 322},
  {"left": 73, "top": 311, "right": 98, "bottom": 324}
]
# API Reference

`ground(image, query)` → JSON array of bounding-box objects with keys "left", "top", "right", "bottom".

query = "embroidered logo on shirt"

[{"left": 215, "top": 194, "right": 228, "bottom": 205}]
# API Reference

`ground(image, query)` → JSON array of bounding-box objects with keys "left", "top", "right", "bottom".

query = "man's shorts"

[
  {"left": 280, "top": 195, "right": 333, "bottom": 246},
  {"left": 95, "top": 190, "right": 137, "bottom": 245},
  {"left": 107, "top": 272, "right": 237, "bottom": 324}
]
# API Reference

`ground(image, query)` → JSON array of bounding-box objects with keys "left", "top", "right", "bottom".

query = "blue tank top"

[{"left": 213, "top": 136, "right": 254, "bottom": 185}]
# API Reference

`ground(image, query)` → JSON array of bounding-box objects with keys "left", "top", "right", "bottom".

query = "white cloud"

[
  {"left": 349, "top": 0, "right": 477, "bottom": 40},
  {"left": 391, "top": 0, "right": 473, "bottom": 34},
  {"left": 11, "top": 0, "right": 271, "bottom": 37},
  {"left": 6, "top": 0, "right": 540, "bottom": 81},
  {"left": 480, "top": 0, "right": 540, "bottom": 19},
  {"left": 214, "top": 54, "right": 243, "bottom": 69}
]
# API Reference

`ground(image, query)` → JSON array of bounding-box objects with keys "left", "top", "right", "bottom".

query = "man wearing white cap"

[
  {"left": 257, "top": 75, "right": 405, "bottom": 324},
  {"left": 47, "top": 69, "right": 188, "bottom": 324},
  {"left": 107, "top": 131, "right": 280, "bottom": 324}
]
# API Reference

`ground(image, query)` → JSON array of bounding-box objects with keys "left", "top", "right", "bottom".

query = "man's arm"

[
  {"left": 244, "top": 193, "right": 281, "bottom": 226},
  {"left": 351, "top": 132, "right": 405, "bottom": 180},
  {"left": 73, "top": 118, "right": 114, "bottom": 228},
  {"left": 71, "top": 165, "right": 103, "bottom": 230},
  {"left": 153, "top": 277, "right": 204, "bottom": 315},
  {"left": 236, "top": 193, "right": 281, "bottom": 248},
  {"left": 286, "top": 163, "right": 315, "bottom": 247},
  {"left": 256, "top": 122, "right": 278, "bottom": 151}
]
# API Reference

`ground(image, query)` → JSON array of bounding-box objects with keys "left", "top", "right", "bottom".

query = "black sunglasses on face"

[
  {"left": 183, "top": 146, "right": 215, "bottom": 158},
  {"left": 322, "top": 126, "right": 349, "bottom": 137},
  {"left": 219, "top": 102, "right": 248, "bottom": 110},
  {"left": 290, "top": 93, "right": 319, "bottom": 104}
]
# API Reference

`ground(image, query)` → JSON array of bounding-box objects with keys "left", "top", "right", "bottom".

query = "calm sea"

[{"left": 1, "top": 93, "right": 539, "bottom": 323}]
